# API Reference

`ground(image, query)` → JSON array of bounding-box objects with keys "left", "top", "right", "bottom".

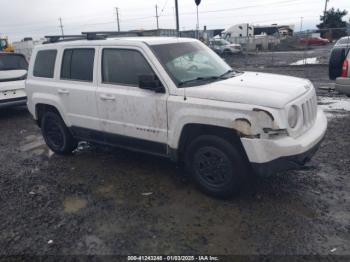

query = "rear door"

[
  {"left": 96, "top": 46, "right": 169, "bottom": 155},
  {"left": 57, "top": 47, "right": 100, "bottom": 132}
]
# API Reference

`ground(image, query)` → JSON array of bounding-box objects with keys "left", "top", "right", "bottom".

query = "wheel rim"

[
  {"left": 44, "top": 116, "right": 64, "bottom": 149},
  {"left": 193, "top": 146, "right": 233, "bottom": 187}
]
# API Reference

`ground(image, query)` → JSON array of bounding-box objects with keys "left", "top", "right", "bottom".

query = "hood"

[
  {"left": 0, "top": 70, "right": 27, "bottom": 82},
  {"left": 185, "top": 72, "right": 311, "bottom": 108}
]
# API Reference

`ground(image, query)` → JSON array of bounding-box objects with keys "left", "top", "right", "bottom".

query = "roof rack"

[
  {"left": 43, "top": 33, "right": 107, "bottom": 44},
  {"left": 82, "top": 31, "right": 143, "bottom": 37}
]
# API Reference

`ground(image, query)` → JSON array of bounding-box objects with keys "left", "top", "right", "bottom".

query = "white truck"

[{"left": 25, "top": 36, "right": 327, "bottom": 198}]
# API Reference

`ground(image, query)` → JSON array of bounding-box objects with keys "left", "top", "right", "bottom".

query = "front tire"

[
  {"left": 185, "top": 135, "right": 247, "bottom": 198},
  {"left": 41, "top": 111, "right": 77, "bottom": 155}
]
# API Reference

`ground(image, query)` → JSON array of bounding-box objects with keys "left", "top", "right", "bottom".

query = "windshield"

[
  {"left": 219, "top": 39, "right": 231, "bottom": 45},
  {"left": 0, "top": 54, "right": 28, "bottom": 71},
  {"left": 151, "top": 42, "right": 235, "bottom": 87}
]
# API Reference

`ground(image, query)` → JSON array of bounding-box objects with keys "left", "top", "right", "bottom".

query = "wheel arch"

[
  {"left": 175, "top": 123, "right": 250, "bottom": 164},
  {"left": 35, "top": 103, "right": 67, "bottom": 127}
]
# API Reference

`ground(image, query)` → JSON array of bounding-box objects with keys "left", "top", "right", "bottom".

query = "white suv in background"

[
  {"left": 26, "top": 35, "right": 327, "bottom": 198},
  {"left": 209, "top": 39, "right": 242, "bottom": 54},
  {"left": 0, "top": 52, "right": 28, "bottom": 108}
]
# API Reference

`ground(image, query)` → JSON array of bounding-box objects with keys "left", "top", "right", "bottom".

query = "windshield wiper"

[
  {"left": 178, "top": 76, "right": 220, "bottom": 87},
  {"left": 178, "top": 70, "right": 240, "bottom": 87},
  {"left": 219, "top": 69, "right": 236, "bottom": 78}
]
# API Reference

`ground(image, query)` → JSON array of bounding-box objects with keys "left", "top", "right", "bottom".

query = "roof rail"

[
  {"left": 43, "top": 33, "right": 107, "bottom": 44},
  {"left": 82, "top": 31, "right": 143, "bottom": 37}
]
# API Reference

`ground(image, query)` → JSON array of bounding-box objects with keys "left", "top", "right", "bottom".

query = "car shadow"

[{"left": 0, "top": 106, "right": 29, "bottom": 120}]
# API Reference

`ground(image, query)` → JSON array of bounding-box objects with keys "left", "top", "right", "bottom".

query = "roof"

[{"left": 39, "top": 36, "right": 197, "bottom": 48}]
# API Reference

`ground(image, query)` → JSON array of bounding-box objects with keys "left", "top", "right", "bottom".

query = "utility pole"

[
  {"left": 175, "top": 0, "right": 180, "bottom": 35},
  {"left": 155, "top": 4, "right": 159, "bottom": 30},
  {"left": 300, "top": 17, "right": 304, "bottom": 33},
  {"left": 196, "top": 5, "right": 199, "bottom": 39},
  {"left": 115, "top": 7, "right": 120, "bottom": 32},
  {"left": 195, "top": 0, "right": 201, "bottom": 39},
  {"left": 59, "top": 17, "right": 64, "bottom": 37},
  {"left": 324, "top": 0, "right": 329, "bottom": 16}
]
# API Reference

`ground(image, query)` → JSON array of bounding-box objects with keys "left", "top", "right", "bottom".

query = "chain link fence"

[{"left": 219, "top": 28, "right": 349, "bottom": 68}]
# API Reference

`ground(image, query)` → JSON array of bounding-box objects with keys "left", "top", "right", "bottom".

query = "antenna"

[{"left": 59, "top": 17, "right": 64, "bottom": 37}]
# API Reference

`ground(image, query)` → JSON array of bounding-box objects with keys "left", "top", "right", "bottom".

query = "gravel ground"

[{"left": 0, "top": 45, "right": 350, "bottom": 256}]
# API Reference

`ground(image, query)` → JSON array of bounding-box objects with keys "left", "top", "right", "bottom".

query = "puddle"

[
  {"left": 63, "top": 196, "right": 87, "bottom": 213},
  {"left": 318, "top": 97, "right": 350, "bottom": 118},
  {"left": 318, "top": 97, "right": 350, "bottom": 111},
  {"left": 290, "top": 57, "right": 320, "bottom": 66},
  {"left": 20, "top": 139, "right": 45, "bottom": 152},
  {"left": 20, "top": 134, "right": 54, "bottom": 158}
]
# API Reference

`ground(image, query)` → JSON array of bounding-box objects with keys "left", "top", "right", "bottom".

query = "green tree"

[{"left": 317, "top": 8, "right": 348, "bottom": 39}]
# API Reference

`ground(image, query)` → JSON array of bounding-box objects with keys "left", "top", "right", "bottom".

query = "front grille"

[{"left": 301, "top": 94, "right": 317, "bottom": 128}]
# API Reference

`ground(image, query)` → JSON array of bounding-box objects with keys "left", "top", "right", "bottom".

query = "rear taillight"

[{"left": 341, "top": 60, "right": 349, "bottom": 77}]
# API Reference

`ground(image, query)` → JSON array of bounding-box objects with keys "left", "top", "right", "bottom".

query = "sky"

[{"left": 1, "top": 0, "right": 350, "bottom": 41}]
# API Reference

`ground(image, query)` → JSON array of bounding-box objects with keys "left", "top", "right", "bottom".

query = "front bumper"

[
  {"left": 241, "top": 109, "right": 327, "bottom": 176},
  {"left": 251, "top": 137, "right": 323, "bottom": 176}
]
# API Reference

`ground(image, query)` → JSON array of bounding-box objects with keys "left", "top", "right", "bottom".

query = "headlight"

[{"left": 288, "top": 105, "right": 299, "bottom": 128}]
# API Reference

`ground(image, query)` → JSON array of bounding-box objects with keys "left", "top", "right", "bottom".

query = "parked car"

[
  {"left": 329, "top": 37, "right": 350, "bottom": 80},
  {"left": 26, "top": 36, "right": 327, "bottom": 198},
  {"left": 0, "top": 52, "right": 28, "bottom": 108},
  {"left": 300, "top": 37, "right": 329, "bottom": 46},
  {"left": 209, "top": 39, "right": 242, "bottom": 54},
  {"left": 335, "top": 49, "right": 350, "bottom": 96}
]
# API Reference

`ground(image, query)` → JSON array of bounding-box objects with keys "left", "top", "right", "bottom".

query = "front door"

[{"left": 96, "top": 47, "right": 168, "bottom": 155}]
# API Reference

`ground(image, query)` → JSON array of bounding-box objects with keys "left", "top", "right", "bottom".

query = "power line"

[
  {"left": 3, "top": 0, "right": 329, "bottom": 37},
  {"left": 2, "top": 0, "right": 318, "bottom": 30},
  {"left": 159, "top": 0, "right": 169, "bottom": 17}
]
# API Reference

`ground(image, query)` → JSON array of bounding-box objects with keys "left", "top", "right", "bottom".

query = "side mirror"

[{"left": 138, "top": 75, "right": 165, "bottom": 93}]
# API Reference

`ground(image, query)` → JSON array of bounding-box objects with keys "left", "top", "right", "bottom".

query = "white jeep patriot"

[{"left": 26, "top": 35, "right": 327, "bottom": 197}]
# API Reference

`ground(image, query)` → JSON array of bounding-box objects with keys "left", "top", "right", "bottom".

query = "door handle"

[
  {"left": 100, "top": 94, "right": 116, "bottom": 101},
  {"left": 58, "top": 89, "right": 70, "bottom": 95}
]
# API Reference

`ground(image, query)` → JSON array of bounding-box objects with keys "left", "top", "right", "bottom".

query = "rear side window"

[
  {"left": 33, "top": 50, "right": 57, "bottom": 78},
  {"left": 61, "top": 49, "right": 95, "bottom": 82},
  {"left": 0, "top": 54, "right": 28, "bottom": 71},
  {"left": 102, "top": 49, "right": 155, "bottom": 86}
]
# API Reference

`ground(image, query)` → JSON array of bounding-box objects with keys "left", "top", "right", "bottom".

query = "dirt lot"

[{"left": 1, "top": 45, "right": 350, "bottom": 256}]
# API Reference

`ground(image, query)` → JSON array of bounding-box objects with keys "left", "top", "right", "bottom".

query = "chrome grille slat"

[{"left": 301, "top": 94, "right": 317, "bottom": 128}]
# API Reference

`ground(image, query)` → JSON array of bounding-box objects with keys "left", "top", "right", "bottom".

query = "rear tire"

[
  {"left": 185, "top": 135, "right": 247, "bottom": 198},
  {"left": 329, "top": 48, "right": 346, "bottom": 80},
  {"left": 41, "top": 111, "right": 77, "bottom": 155}
]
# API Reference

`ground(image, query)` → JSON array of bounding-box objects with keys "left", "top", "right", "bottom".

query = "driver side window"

[{"left": 102, "top": 49, "right": 156, "bottom": 86}]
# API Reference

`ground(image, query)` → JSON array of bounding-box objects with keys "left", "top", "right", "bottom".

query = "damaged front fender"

[{"left": 233, "top": 108, "right": 286, "bottom": 139}]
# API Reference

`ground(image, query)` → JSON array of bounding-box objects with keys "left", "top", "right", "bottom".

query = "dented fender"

[{"left": 232, "top": 108, "right": 285, "bottom": 138}]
